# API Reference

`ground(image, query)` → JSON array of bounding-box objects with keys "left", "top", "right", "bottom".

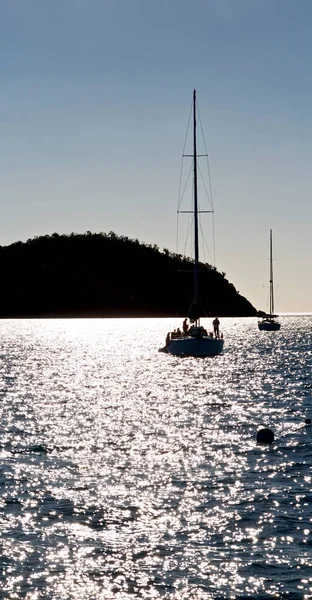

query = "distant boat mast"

[{"left": 269, "top": 229, "right": 274, "bottom": 317}]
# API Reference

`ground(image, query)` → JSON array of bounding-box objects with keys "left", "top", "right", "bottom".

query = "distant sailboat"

[
  {"left": 160, "top": 90, "right": 224, "bottom": 356},
  {"left": 258, "top": 229, "right": 281, "bottom": 331}
]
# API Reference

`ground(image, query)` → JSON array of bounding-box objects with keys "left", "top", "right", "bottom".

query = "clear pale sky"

[{"left": 1, "top": 0, "right": 312, "bottom": 312}]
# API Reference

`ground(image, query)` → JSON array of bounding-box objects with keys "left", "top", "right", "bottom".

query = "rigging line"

[
  {"left": 197, "top": 159, "right": 216, "bottom": 264},
  {"left": 183, "top": 184, "right": 194, "bottom": 258},
  {"left": 177, "top": 161, "right": 192, "bottom": 253},
  {"left": 199, "top": 216, "right": 206, "bottom": 264},
  {"left": 212, "top": 209, "right": 216, "bottom": 267},
  {"left": 177, "top": 161, "right": 193, "bottom": 254},
  {"left": 205, "top": 145, "right": 216, "bottom": 262},
  {"left": 177, "top": 160, "right": 185, "bottom": 215},
  {"left": 183, "top": 216, "right": 194, "bottom": 259},
  {"left": 262, "top": 242, "right": 270, "bottom": 309},
  {"left": 196, "top": 99, "right": 217, "bottom": 266},
  {"left": 200, "top": 216, "right": 212, "bottom": 262},
  {"left": 199, "top": 219, "right": 214, "bottom": 266},
  {"left": 178, "top": 174, "right": 194, "bottom": 257},
  {"left": 196, "top": 99, "right": 214, "bottom": 208},
  {"left": 205, "top": 155, "right": 214, "bottom": 211},
  {"left": 197, "top": 150, "right": 216, "bottom": 266},
  {"left": 177, "top": 161, "right": 193, "bottom": 212},
  {"left": 177, "top": 101, "right": 193, "bottom": 212},
  {"left": 197, "top": 161, "right": 213, "bottom": 209}
]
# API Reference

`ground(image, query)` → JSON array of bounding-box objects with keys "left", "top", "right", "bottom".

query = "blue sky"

[{"left": 1, "top": 0, "right": 312, "bottom": 312}]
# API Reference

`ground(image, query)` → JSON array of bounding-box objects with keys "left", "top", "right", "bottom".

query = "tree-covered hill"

[{"left": 0, "top": 232, "right": 257, "bottom": 317}]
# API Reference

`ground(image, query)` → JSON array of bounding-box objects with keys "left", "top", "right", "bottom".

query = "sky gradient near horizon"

[{"left": 1, "top": 0, "right": 312, "bottom": 312}]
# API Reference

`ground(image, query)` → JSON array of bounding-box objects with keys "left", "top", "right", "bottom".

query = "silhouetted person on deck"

[
  {"left": 213, "top": 317, "right": 220, "bottom": 339},
  {"left": 183, "top": 318, "right": 189, "bottom": 335}
]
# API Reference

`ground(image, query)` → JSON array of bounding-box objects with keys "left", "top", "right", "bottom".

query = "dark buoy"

[
  {"left": 305, "top": 419, "right": 311, "bottom": 425},
  {"left": 256, "top": 428, "right": 274, "bottom": 444}
]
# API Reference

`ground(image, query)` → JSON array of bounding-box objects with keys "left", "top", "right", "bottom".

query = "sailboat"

[
  {"left": 258, "top": 229, "right": 281, "bottom": 331},
  {"left": 160, "top": 90, "right": 224, "bottom": 356}
]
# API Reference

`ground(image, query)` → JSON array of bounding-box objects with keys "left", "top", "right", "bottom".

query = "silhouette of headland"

[{"left": 0, "top": 232, "right": 258, "bottom": 318}]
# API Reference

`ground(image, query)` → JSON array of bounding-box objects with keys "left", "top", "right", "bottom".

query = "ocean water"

[{"left": 0, "top": 316, "right": 312, "bottom": 600}]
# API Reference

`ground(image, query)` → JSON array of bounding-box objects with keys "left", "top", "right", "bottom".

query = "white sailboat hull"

[{"left": 165, "top": 336, "right": 224, "bottom": 357}]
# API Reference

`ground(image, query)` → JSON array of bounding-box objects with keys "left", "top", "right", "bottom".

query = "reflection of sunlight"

[{"left": 1, "top": 317, "right": 312, "bottom": 598}]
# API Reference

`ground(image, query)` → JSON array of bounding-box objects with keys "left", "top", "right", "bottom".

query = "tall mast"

[
  {"left": 269, "top": 229, "right": 274, "bottom": 317},
  {"left": 193, "top": 89, "right": 199, "bottom": 317}
]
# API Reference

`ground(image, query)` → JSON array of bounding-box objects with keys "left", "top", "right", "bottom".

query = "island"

[{"left": 0, "top": 232, "right": 257, "bottom": 318}]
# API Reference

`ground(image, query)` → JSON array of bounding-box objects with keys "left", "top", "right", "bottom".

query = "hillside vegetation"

[{"left": 0, "top": 232, "right": 257, "bottom": 317}]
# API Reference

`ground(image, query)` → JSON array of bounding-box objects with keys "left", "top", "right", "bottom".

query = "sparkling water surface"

[{"left": 1, "top": 316, "right": 312, "bottom": 599}]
